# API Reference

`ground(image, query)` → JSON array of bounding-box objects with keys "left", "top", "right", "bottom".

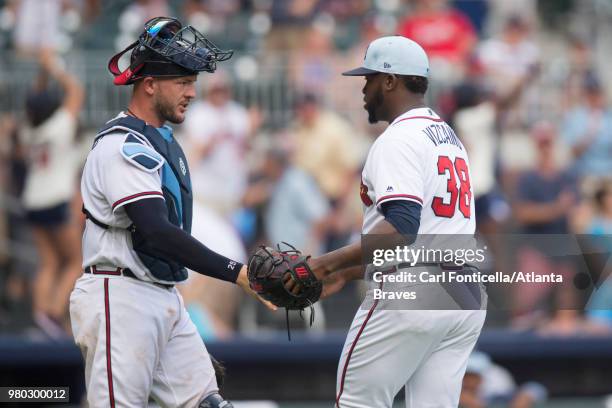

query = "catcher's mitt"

[{"left": 248, "top": 244, "right": 322, "bottom": 311}]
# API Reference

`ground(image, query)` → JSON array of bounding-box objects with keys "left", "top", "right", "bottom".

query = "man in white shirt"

[
  {"left": 295, "top": 36, "right": 486, "bottom": 407},
  {"left": 183, "top": 72, "right": 252, "bottom": 215}
]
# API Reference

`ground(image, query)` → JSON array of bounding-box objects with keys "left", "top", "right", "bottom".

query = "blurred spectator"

[
  {"left": 122, "top": 0, "right": 169, "bottom": 23},
  {"left": 289, "top": 26, "right": 337, "bottom": 97},
  {"left": 82, "top": 0, "right": 102, "bottom": 24},
  {"left": 587, "top": 181, "right": 612, "bottom": 238},
  {"left": 477, "top": 15, "right": 540, "bottom": 171},
  {"left": 237, "top": 146, "right": 279, "bottom": 249},
  {"left": 337, "top": 14, "right": 385, "bottom": 130},
  {"left": 562, "top": 75, "right": 612, "bottom": 181},
  {"left": 511, "top": 122, "right": 580, "bottom": 332},
  {"left": 513, "top": 122, "right": 576, "bottom": 232},
  {"left": 0, "top": 113, "right": 28, "bottom": 328},
  {"left": 290, "top": 92, "right": 361, "bottom": 204},
  {"left": 478, "top": 14, "right": 539, "bottom": 95},
  {"left": 20, "top": 51, "right": 84, "bottom": 338},
  {"left": 397, "top": 0, "right": 477, "bottom": 81},
  {"left": 183, "top": 0, "right": 241, "bottom": 35},
  {"left": 184, "top": 0, "right": 240, "bottom": 19},
  {"left": 583, "top": 181, "right": 612, "bottom": 329},
  {"left": 460, "top": 351, "right": 548, "bottom": 408},
  {"left": 484, "top": 0, "right": 537, "bottom": 36},
  {"left": 559, "top": 36, "right": 597, "bottom": 111},
  {"left": 264, "top": 148, "right": 330, "bottom": 255},
  {"left": 179, "top": 202, "right": 247, "bottom": 340},
  {"left": 183, "top": 71, "right": 258, "bottom": 217},
  {"left": 272, "top": 0, "right": 320, "bottom": 22},
  {"left": 320, "top": 0, "right": 370, "bottom": 21},
  {"left": 453, "top": 82, "right": 506, "bottom": 233},
  {"left": 13, "top": 0, "right": 62, "bottom": 54},
  {"left": 116, "top": 0, "right": 170, "bottom": 46}
]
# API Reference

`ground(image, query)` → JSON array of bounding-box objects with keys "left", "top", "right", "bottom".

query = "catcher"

[{"left": 71, "top": 17, "right": 275, "bottom": 408}]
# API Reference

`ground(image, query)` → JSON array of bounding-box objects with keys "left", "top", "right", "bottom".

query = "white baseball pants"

[
  {"left": 70, "top": 274, "right": 217, "bottom": 407},
  {"left": 336, "top": 275, "right": 487, "bottom": 408}
]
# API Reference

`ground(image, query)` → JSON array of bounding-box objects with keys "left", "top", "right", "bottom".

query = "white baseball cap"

[{"left": 342, "top": 36, "right": 429, "bottom": 77}]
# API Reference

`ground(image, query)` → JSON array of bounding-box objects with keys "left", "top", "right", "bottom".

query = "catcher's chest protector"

[{"left": 93, "top": 115, "right": 193, "bottom": 282}]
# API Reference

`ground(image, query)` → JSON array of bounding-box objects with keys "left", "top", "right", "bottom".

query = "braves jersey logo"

[{"left": 360, "top": 180, "right": 373, "bottom": 206}]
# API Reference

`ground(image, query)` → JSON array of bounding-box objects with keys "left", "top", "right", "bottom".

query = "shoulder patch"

[
  {"left": 125, "top": 133, "right": 145, "bottom": 144},
  {"left": 120, "top": 133, "right": 164, "bottom": 172}
]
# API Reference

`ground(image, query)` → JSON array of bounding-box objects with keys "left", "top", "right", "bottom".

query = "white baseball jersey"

[
  {"left": 336, "top": 107, "right": 485, "bottom": 408},
  {"left": 81, "top": 112, "right": 169, "bottom": 284},
  {"left": 21, "top": 108, "right": 78, "bottom": 210},
  {"left": 360, "top": 107, "right": 475, "bottom": 235},
  {"left": 184, "top": 100, "right": 250, "bottom": 212}
]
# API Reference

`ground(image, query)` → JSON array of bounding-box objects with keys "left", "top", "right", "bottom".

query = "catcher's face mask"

[{"left": 108, "top": 17, "right": 233, "bottom": 86}]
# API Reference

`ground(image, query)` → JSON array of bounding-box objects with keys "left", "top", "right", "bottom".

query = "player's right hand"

[
  {"left": 236, "top": 265, "right": 278, "bottom": 311},
  {"left": 321, "top": 273, "right": 347, "bottom": 299}
]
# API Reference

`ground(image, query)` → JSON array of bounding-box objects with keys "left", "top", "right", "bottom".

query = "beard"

[
  {"left": 154, "top": 95, "right": 183, "bottom": 124},
  {"left": 365, "top": 88, "right": 384, "bottom": 124}
]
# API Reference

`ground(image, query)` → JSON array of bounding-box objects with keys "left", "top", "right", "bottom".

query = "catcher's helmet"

[{"left": 108, "top": 17, "right": 233, "bottom": 86}]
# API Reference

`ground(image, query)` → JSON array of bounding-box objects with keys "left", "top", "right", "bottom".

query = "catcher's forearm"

[{"left": 124, "top": 198, "right": 242, "bottom": 282}]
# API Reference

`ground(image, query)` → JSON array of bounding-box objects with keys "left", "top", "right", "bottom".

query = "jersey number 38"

[{"left": 432, "top": 156, "right": 472, "bottom": 219}]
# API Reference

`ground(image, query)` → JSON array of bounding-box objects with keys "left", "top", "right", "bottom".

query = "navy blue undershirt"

[
  {"left": 380, "top": 200, "right": 422, "bottom": 236},
  {"left": 125, "top": 198, "right": 242, "bottom": 283}
]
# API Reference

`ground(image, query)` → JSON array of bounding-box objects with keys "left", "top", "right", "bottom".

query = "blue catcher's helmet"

[{"left": 108, "top": 17, "right": 233, "bottom": 86}]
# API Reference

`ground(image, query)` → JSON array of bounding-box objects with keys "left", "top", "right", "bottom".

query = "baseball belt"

[{"left": 84, "top": 265, "right": 174, "bottom": 289}]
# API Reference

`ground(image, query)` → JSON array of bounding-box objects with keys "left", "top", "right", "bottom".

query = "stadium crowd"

[{"left": 0, "top": 0, "right": 610, "bottom": 346}]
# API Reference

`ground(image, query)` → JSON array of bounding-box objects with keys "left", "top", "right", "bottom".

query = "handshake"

[{"left": 246, "top": 244, "right": 323, "bottom": 311}]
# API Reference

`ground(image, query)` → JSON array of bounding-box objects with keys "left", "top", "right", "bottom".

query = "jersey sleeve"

[
  {"left": 99, "top": 135, "right": 164, "bottom": 212},
  {"left": 368, "top": 135, "right": 425, "bottom": 209}
]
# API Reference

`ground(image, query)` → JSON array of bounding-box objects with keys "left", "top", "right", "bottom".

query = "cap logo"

[{"left": 383, "top": 62, "right": 391, "bottom": 69}]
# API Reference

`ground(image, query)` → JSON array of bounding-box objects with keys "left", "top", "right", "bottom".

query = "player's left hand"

[{"left": 236, "top": 265, "right": 278, "bottom": 311}]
